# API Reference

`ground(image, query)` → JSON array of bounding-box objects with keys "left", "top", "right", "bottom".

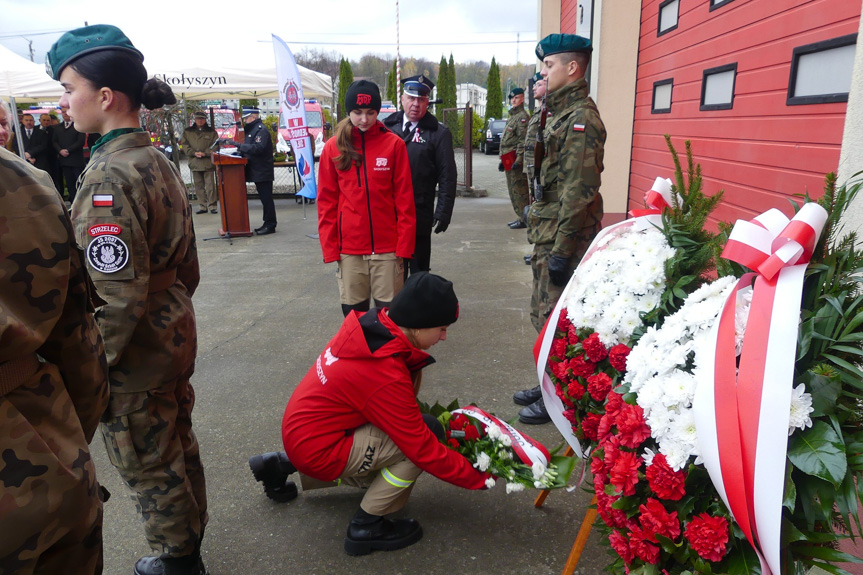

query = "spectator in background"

[
  {"left": 180, "top": 111, "right": 219, "bottom": 214},
  {"left": 40, "top": 112, "right": 63, "bottom": 192},
  {"left": 19, "top": 113, "right": 52, "bottom": 174},
  {"left": 500, "top": 88, "right": 530, "bottom": 230},
  {"left": 52, "top": 107, "right": 86, "bottom": 203},
  {"left": 382, "top": 75, "right": 457, "bottom": 276}
]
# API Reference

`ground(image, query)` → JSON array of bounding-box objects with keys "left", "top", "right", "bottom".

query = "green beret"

[
  {"left": 509, "top": 87, "right": 525, "bottom": 98},
  {"left": 535, "top": 34, "right": 592, "bottom": 60},
  {"left": 532, "top": 72, "right": 543, "bottom": 82},
  {"left": 46, "top": 24, "right": 143, "bottom": 81}
]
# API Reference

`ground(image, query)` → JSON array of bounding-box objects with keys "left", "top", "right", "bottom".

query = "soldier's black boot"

[
  {"left": 249, "top": 452, "right": 298, "bottom": 502},
  {"left": 133, "top": 552, "right": 208, "bottom": 575},
  {"left": 344, "top": 508, "right": 423, "bottom": 556}
]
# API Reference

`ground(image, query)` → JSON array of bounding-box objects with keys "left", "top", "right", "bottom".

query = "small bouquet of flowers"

[{"left": 419, "top": 400, "right": 576, "bottom": 493}]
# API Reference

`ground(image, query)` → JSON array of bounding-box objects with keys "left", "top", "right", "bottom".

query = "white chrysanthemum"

[
  {"left": 662, "top": 372, "right": 698, "bottom": 408},
  {"left": 659, "top": 439, "right": 691, "bottom": 471},
  {"left": 670, "top": 408, "right": 699, "bottom": 448},
  {"left": 486, "top": 423, "right": 501, "bottom": 440},
  {"left": 642, "top": 447, "right": 657, "bottom": 467},
  {"left": 485, "top": 477, "right": 496, "bottom": 489},
  {"left": 635, "top": 375, "right": 664, "bottom": 407},
  {"left": 506, "top": 482, "right": 526, "bottom": 494},
  {"left": 474, "top": 452, "right": 491, "bottom": 472},
  {"left": 788, "top": 384, "right": 814, "bottom": 435}
]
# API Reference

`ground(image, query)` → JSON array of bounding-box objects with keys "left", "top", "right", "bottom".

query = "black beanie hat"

[
  {"left": 345, "top": 80, "right": 382, "bottom": 114},
  {"left": 389, "top": 272, "right": 459, "bottom": 328}
]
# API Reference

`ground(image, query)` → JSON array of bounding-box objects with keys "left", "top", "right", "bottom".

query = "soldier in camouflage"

[
  {"left": 521, "top": 73, "right": 550, "bottom": 265},
  {"left": 0, "top": 101, "right": 110, "bottom": 574},
  {"left": 515, "top": 34, "right": 607, "bottom": 426},
  {"left": 47, "top": 25, "right": 209, "bottom": 575},
  {"left": 499, "top": 87, "right": 531, "bottom": 229}
]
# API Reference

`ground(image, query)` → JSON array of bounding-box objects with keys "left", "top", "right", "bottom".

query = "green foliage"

[
  {"left": 444, "top": 53, "right": 458, "bottom": 110},
  {"left": 336, "top": 58, "right": 354, "bottom": 121},
  {"left": 436, "top": 56, "right": 449, "bottom": 116},
  {"left": 261, "top": 115, "right": 279, "bottom": 150},
  {"left": 239, "top": 98, "right": 257, "bottom": 108},
  {"left": 387, "top": 60, "right": 398, "bottom": 103},
  {"left": 486, "top": 57, "right": 503, "bottom": 120}
]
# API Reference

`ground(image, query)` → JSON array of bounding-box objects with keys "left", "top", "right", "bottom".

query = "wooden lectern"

[{"left": 212, "top": 152, "right": 252, "bottom": 237}]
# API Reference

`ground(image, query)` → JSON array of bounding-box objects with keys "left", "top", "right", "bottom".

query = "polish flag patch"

[
  {"left": 92, "top": 194, "right": 114, "bottom": 207},
  {"left": 572, "top": 123, "right": 585, "bottom": 132}
]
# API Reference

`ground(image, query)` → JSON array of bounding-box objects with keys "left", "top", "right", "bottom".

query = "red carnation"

[
  {"left": 569, "top": 354, "right": 597, "bottom": 378},
  {"left": 645, "top": 454, "right": 687, "bottom": 501},
  {"left": 597, "top": 413, "right": 615, "bottom": 443},
  {"left": 616, "top": 404, "right": 652, "bottom": 449},
  {"left": 582, "top": 332, "right": 609, "bottom": 362},
  {"left": 551, "top": 337, "right": 568, "bottom": 361},
  {"left": 450, "top": 413, "right": 470, "bottom": 431},
  {"left": 602, "top": 435, "right": 622, "bottom": 470},
  {"left": 638, "top": 498, "right": 681, "bottom": 541},
  {"left": 608, "top": 530, "right": 634, "bottom": 564},
  {"left": 447, "top": 438, "right": 460, "bottom": 449},
  {"left": 557, "top": 313, "right": 572, "bottom": 334},
  {"left": 551, "top": 359, "right": 571, "bottom": 384},
  {"left": 567, "top": 381, "right": 586, "bottom": 401},
  {"left": 630, "top": 527, "right": 661, "bottom": 564},
  {"left": 567, "top": 324, "right": 580, "bottom": 345},
  {"left": 464, "top": 425, "right": 480, "bottom": 441},
  {"left": 590, "top": 452, "right": 606, "bottom": 476},
  {"left": 581, "top": 412, "right": 602, "bottom": 441},
  {"left": 605, "top": 391, "right": 624, "bottom": 418},
  {"left": 609, "top": 450, "right": 641, "bottom": 496},
  {"left": 563, "top": 408, "right": 578, "bottom": 425},
  {"left": 587, "top": 372, "right": 613, "bottom": 402},
  {"left": 556, "top": 385, "right": 574, "bottom": 408},
  {"left": 684, "top": 513, "right": 729, "bottom": 563},
  {"left": 609, "top": 343, "right": 631, "bottom": 373}
]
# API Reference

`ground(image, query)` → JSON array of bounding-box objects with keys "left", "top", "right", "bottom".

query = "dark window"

[
  {"left": 709, "top": 0, "right": 735, "bottom": 11},
  {"left": 787, "top": 34, "right": 857, "bottom": 105},
  {"left": 658, "top": 0, "right": 679, "bottom": 36},
  {"left": 700, "top": 63, "right": 737, "bottom": 111},
  {"left": 652, "top": 79, "right": 673, "bottom": 114}
]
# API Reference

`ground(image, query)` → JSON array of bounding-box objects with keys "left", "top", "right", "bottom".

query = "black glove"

[
  {"left": 512, "top": 162, "right": 522, "bottom": 172},
  {"left": 433, "top": 217, "right": 450, "bottom": 234},
  {"left": 498, "top": 161, "right": 505, "bottom": 172},
  {"left": 547, "top": 254, "right": 571, "bottom": 287}
]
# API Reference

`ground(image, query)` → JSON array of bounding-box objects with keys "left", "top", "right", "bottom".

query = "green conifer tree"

[
  {"left": 486, "top": 57, "right": 503, "bottom": 120},
  {"left": 387, "top": 60, "right": 398, "bottom": 103},
  {"left": 436, "top": 56, "right": 449, "bottom": 116},
  {"left": 445, "top": 53, "right": 457, "bottom": 111},
  {"left": 337, "top": 58, "right": 354, "bottom": 121}
]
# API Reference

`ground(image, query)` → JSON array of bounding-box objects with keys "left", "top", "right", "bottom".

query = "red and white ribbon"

[
  {"left": 453, "top": 406, "right": 551, "bottom": 467},
  {"left": 694, "top": 202, "right": 827, "bottom": 575},
  {"left": 628, "top": 176, "right": 679, "bottom": 217}
]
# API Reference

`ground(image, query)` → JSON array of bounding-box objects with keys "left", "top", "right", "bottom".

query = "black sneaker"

[
  {"left": 249, "top": 452, "right": 298, "bottom": 502},
  {"left": 344, "top": 517, "right": 423, "bottom": 556},
  {"left": 195, "top": 208, "right": 207, "bottom": 214}
]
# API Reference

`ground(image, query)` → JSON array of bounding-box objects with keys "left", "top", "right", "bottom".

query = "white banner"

[{"left": 272, "top": 34, "right": 317, "bottom": 199}]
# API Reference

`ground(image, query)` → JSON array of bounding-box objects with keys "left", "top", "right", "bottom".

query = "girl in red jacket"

[
  {"left": 250, "top": 273, "right": 490, "bottom": 556},
  {"left": 317, "top": 80, "right": 416, "bottom": 317}
]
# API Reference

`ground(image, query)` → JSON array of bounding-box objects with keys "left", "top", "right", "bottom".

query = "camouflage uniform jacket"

[
  {"left": 0, "top": 147, "right": 108, "bottom": 439},
  {"left": 180, "top": 124, "right": 218, "bottom": 172},
  {"left": 528, "top": 78, "right": 606, "bottom": 257},
  {"left": 71, "top": 131, "right": 200, "bottom": 393},
  {"left": 523, "top": 105, "right": 552, "bottom": 183},
  {"left": 500, "top": 103, "right": 530, "bottom": 168}
]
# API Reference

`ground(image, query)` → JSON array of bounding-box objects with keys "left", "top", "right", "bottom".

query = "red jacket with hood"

[
  {"left": 317, "top": 121, "right": 416, "bottom": 263},
  {"left": 282, "top": 308, "right": 487, "bottom": 490}
]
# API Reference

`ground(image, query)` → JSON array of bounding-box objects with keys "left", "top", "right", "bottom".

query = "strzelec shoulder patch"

[{"left": 87, "top": 235, "right": 130, "bottom": 273}]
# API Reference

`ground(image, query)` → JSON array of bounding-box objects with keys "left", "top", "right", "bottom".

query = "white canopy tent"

[{"left": 0, "top": 43, "right": 333, "bottom": 103}]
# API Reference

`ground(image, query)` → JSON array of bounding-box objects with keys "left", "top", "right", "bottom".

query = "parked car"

[
  {"left": 208, "top": 106, "right": 242, "bottom": 141},
  {"left": 378, "top": 101, "right": 398, "bottom": 122},
  {"left": 481, "top": 118, "right": 506, "bottom": 155},
  {"left": 278, "top": 100, "right": 329, "bottom": 159}
]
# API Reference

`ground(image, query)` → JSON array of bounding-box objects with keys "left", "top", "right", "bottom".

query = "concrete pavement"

[{"left": 95, "top": 151, "right": 607, "bottom": 575}]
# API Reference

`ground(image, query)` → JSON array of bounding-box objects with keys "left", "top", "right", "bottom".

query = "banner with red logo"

[{"left": 273, "top": 34, "right": 317, "bottom": 199}]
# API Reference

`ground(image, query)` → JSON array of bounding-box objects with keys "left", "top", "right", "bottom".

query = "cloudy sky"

[{"left": 0, "top": 0, "right": 539, "bottom": 70}]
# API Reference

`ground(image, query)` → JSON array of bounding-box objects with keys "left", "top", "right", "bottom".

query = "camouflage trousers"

[
  {"left": 101, "top": 376, "right": 208, "bottom": 557},
  {"left": 530, "top": 235, "right": 596, "bottom": 333},
  {"left": 505, "top": 168, "right": 530, "bottom": 220},
  {"left": 0, "top": 361, "right": 102, "bottom": 575}
]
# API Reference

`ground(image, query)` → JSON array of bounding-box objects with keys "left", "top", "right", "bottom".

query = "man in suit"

[
  {"left": 53, "top": 108, "right": 86, "bottom": 202},
  {"left": 41, "top": 113, "right": 63, "bottom": 193},
  {"left": 20, "top": 113, "right": 52, "bottom": 175}
]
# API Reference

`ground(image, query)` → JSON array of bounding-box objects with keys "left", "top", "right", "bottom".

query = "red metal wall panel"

[
  {"left": 562, "top": 1, "right": 578, "bottom": 34},
  {"left": 630, "top": 0, "right": 860, "bottom": 226}
]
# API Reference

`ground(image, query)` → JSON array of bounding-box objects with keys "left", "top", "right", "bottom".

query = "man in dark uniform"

[
  {"left": 382, "top": 75, "right": 457, "bottom": 275},
  {"left": 500, "top": 87, "right": 530, "bottom": 229},
  {"left": 230, "top": 107, "right": 276, "bottom": 235},
  {"left": 19, "top": 113, "right": 53, "bottom": 175},
  {"left": 514, "top": 34, "right": 607, "bottom": 425},
  {"left": 52, "top": 107, "right": 87, "bottom": 202}
]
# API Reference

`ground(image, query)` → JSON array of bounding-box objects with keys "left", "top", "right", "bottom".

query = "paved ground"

[{"left": 95, "top": 151, "right": 608, "bottom": 575}]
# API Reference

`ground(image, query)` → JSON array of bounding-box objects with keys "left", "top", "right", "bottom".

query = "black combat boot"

[
  {"left": 133, "top": 553, "right": 208, "bottom": 575},
  {"left": 344, "top": 508, "right": 423, "bottom": 556},
  {"left": 513, "top": 385, "right": 542, "bottom": 406},
  {"left": 248, "top": 452, "right": 298, "bottom": 502}
]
